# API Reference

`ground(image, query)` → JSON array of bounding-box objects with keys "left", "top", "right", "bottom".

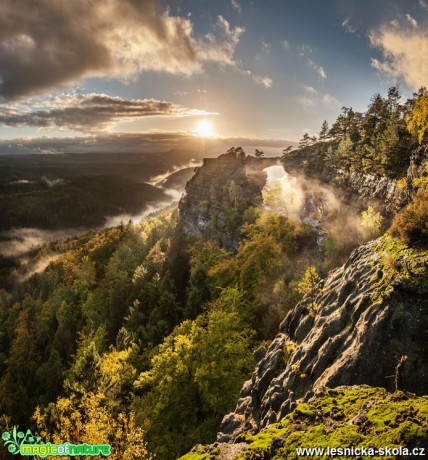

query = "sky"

[{"left": 0, "top": 0, "right": 427, "bottom": 155}]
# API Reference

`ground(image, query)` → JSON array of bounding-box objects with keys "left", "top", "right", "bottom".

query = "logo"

[{"left": 2, "top": 426, "right": 111, "bottom": 457}]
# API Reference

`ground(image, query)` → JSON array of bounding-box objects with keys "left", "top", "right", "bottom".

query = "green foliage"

[
  {"left": 34, "top": 345, "right": 150, "bottom": 460},
  {"left": 0, "top": 208, "right": 190, "bottom": 424},
  {"left": 134, "top": 288, "right": 255, "bottom": 460},
  {"left": 322, "top": 86, "right": 419, "bottom": 177},
  {"left": 189, "top": 211, "right": 318, "bottom": 338}
]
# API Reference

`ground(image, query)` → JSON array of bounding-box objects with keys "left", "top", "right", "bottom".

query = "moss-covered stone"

[{"left": 180, "top": 387, "right": 428, "bottom": 460}]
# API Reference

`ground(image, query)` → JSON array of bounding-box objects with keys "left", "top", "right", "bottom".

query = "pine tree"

[{"left": 319, "top": 120, "right": 329, "bottom": 141}]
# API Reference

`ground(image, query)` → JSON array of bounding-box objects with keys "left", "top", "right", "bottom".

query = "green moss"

[
  {"left": 179, "top": 444, "right": 210, "bottom": 460},
  {"left": 192, "top": 387, "right": 428, "bottom": 460},
  {"left": 293, "top": 403, "right": 316, "bottom": 419},
  {"left": 179, "top": 453, "right": 209, "bottom": 460},
  {"left": 370, "top": 234, "right": 428, "bottom": 302}
]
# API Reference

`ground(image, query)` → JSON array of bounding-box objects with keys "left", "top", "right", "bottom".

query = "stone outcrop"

[
  {"left": 282, "top": 144, "right": 425, "bottom": 215},
  {"left": 330, "top": 168, "right": 410, "bottom": 214},
  {"left": 181, "top": 386, "right": 428, "bottom": 460},
  {"left": 179, "top": 153, "right": 277, "bottom": 251},
  {"left": 218, "top": 236, "right": 428, "bottom": 442}
]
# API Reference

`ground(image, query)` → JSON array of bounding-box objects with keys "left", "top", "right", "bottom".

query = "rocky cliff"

[
  {"left": 179, "top": 153, "right": 277, "bottom": 251},
  {"left": 218, "top": 235, "right": 428, "bottom": 442},
  {"left": 282, "top": 144, "right": 427, "bottom": 216},
  {"left": 330, "top": 168, "right": 409, "bottom": 214},
  {"left": 179, "top": 148, "right": 422, "bottom": 253}
]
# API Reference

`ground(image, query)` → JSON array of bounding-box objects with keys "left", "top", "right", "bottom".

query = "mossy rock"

[{"left": 181, "top": 387, "right": 428, "bottom": 460}]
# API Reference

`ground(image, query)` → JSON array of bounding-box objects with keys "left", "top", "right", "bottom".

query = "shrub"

[{"left": 390, "top": 191, "right": 428, "bottom": 246}]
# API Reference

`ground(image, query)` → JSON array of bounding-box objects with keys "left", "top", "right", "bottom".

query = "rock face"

[
  {"left": 330, "top": 168, "right": 410, "bottom": 214},
  {"left": 179, "top": 153, "right": 277, "bottom": 251},
  {"left": 282, "top": 144, "right": 421, "bottom": 215},
  {"left": 218, "top": 236, "right": 428, "bottom": 442}
]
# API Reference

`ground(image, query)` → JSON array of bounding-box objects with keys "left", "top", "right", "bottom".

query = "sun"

[{"left": 194, "top": 119, "right": 215, "bottom": 137}]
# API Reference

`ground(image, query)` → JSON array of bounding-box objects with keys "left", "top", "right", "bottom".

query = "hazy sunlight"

[{"left": 194, "top": 119, "right": 215, "bottom": 137}]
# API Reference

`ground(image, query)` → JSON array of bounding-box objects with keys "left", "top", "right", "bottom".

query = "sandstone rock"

[
  {"left": 218, "top": 237, "right": 428, "bottom": 441},
  {"left": 179, "top": 153, "right": 277, "bottom": 251}
]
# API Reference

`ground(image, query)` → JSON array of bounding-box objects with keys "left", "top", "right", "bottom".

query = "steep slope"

[{"left": 217, "top": 235, "right": 428, "bottom": 442}]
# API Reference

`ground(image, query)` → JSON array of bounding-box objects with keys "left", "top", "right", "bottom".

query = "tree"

[
  {"left": 297, "top": 266, "right": 321, "bottom": 295},
  {"left": 228, "top": 180, "right": 243, "bottom": 208},
  {"left": 34, "top": 346, "right": 150, "bottom": 460},
  {"left": 319, "top": 120, "right": 329, "bottom": 141},
  {"left": 299, "top": 132, "right": 313, "bottom": 148},
  {"left": 378, "top": 118, "right": 401, "bottom": 173},
  {"left": 359, "top": 206, "right": 383, "bottom": 241},
  {"left": 407, "top": 88, "right": 428, "bottom": 144},
  {"left": 254, "top": 149, "right": 264, "bottom": 158},
  {"left": 185, "top": 263, "right": 211, "bottom": 319},
  {"left": 135, "top": 289, "right": 255, "bottom": 459},
  {"left": 337, "top": 135, "right": 353, "bottom": 168},
  {"left": 281, "top": 145, "right": 295, "bottom": 160},
  {"left": 235, "top": 146, "right": 246, "bottom": 157}
]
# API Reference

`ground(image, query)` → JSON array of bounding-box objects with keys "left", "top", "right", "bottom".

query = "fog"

[
  {"left": 0, "top": 166, "right": 191, "bottom": 278},
  {"left": 263, "top": 165, "right": 362, "bottom": 244},
  {"left": 12, "top": 253, "right": 61, "bottom": 283},
  {"left": 147, "top": 159, "right": 201, "bottom": 187}
]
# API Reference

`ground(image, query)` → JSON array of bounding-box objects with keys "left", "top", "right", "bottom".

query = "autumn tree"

[
  {"left": 359, "top": 206, "right": 383, "bottom": 242},
  {"left": 407, "top": 87, "right": 428, "bottom": 145}
]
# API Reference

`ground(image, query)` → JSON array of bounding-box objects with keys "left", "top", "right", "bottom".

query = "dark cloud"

[
  {"left": 0, "top": 93, "right": 214, "bottom": 131},
  {"left": 0, "top": 0, "right": 245, "bottom": 101}
]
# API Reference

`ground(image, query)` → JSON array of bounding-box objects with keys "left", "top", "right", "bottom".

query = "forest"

[{"left": 0, "top": 87, "right": 427, "bottom": 459}]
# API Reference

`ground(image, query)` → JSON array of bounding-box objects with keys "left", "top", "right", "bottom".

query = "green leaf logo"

[{"left": 1, "top": 427, "right": 41, "bottom": 455}]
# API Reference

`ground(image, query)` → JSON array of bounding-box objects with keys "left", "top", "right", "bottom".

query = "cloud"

[
  {"left": 306, "top": 58, "right": 327, "bottom": 79},
  {"left": 369, "top": 24, "right": 428, "bottom": 89},
  {"left": 317, "top": 66, "right": 327, "bottom": 79},
  {"left": 200, "top": 15, "right": 245, "bottom": 66},
  {"left": 0, "top": 0, "right": 246, "bottom": 101},
  {"left": 245, "top": 71, "right": 273, "bottom": 88},
  {"left": 322, "top": 93, "right": 342, "bottom": 108},
  {"left": 261, "top": 40, "right": 271, "bottom": 53},
  {"left": 231, "top": 0, "right": 241, "bottom": 12},
  {"left": 420, "top": 0, "right": 428, "bottom": 11},
  {"left": 0, "top": 93, "right": 216, "bottom": 131},
  {"left": 281, "top": 40, "right": 289, "bottom": 49},
  {"left": 304, "top": 86, "right": 318, "bottom": 94},
  {"left": 342, "top": 17, "right": 357, "bottom": 34},
  {"left": 299, "top": 92, "right": 341, "bottom": 109},
  {"left": 405, "top": 14, "right": 418, "bottom": 28},
  {"left": 299, "top": 97, "right": 317, "bottom": 108}
]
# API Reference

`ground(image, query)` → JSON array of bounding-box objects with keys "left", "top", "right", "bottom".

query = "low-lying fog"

[{"left": 1, "top": 164, "right": 199, "bottom": 281}]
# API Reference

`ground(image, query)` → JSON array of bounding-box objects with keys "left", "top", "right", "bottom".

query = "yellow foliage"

[
  {"left": 407, "top": 89, "right": 428, "bottom": 144},
  {"left": 34, "top": 392, "right": 151, "bottom": 460}
]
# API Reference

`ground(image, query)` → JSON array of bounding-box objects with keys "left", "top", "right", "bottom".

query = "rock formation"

[
  {"left": 179, "top": 152, "right": 277, "bottom": 251},
  {"left": 218, "top": 235, "right": 428, "bottom": 442}
]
